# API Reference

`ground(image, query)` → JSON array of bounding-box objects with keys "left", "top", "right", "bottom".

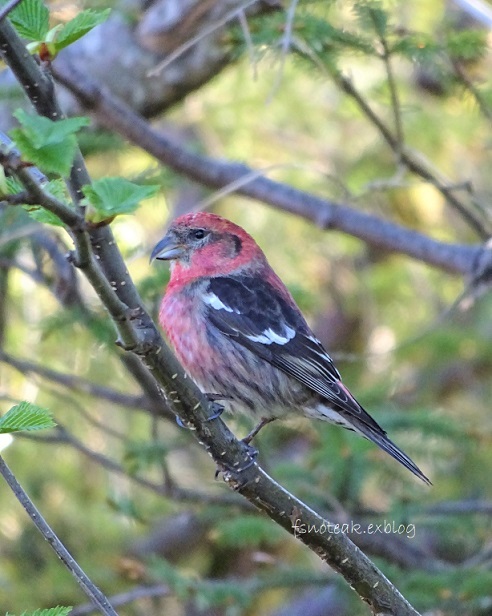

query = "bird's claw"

[
  {"left": 205, "top": 401, "right": 225, "bottom": 421},
  {"left": 214, "top": 442, "right": 258, "bottom": 481},
  {"left": 239, "top": 440, "right": 259, "bottom": 460},
  {"left": 175, "top": 394, "right": 226, "bottom": 428}
]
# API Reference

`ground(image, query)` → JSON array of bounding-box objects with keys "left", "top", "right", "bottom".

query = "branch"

[
  {"left": 327, "top": 68, "right": 490, "bottom": 238},
  {"left": 0, "top": 454, "right": 118, "bottom": 616},
  {"left": 1, "top": 16, "right": 424, "bottom": 614},
  {"left": 21, "top": 426, "right": 248, "bottom": 508},
  {"left": 0, "top": 348, "right": 151, "bottom": 408},
  {"left": 51, "top": 61, "right": 487, "bottom": 277},
  {"left": 70, "top": 584, "right": 170, "bottom": 616},
  {"left": 71, "top": 571, "right": 335, "bottom": 616}
]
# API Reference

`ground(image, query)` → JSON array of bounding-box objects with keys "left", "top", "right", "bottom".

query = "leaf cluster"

[{"left": 0, "top": 0, "right": 110, "bottom": 60}]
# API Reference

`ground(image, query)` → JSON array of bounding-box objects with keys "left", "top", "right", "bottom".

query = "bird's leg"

[
  {"left": 175, "top": 394, "right": 228, "bottom": 428},
  {"left": 204, "top": 393, "right": 231, "bottom": 421},
  {"left": 242, "top": 417, "right": 276, "bottom": 446}
]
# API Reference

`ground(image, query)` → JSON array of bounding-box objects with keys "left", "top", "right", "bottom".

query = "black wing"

[{"left": 203, "top": 275, "right": 373, "bottom": 422}]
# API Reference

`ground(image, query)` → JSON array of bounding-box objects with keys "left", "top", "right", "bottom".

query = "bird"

[{"left": 151, "top": 212, "right": 431, "bottom": 485}]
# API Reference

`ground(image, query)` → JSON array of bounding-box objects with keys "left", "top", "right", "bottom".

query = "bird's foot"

[
  {"left": 175, "top": 393, "right": 228, "bottom": 428},
  {"left": 204, "top": 393, "right": 230, "bottom": 421},
  {"left": 214, "top": 445, "right": 258, "bottom": 481}
]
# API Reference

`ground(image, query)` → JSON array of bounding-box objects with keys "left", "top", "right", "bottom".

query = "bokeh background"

[{"left": 2, "top": 0, "right": 492, "bottom": 614}]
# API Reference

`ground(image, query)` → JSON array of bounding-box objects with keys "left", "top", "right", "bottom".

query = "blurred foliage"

[{"left": 2, "top": 0, "right": 492, "bottom": 615}]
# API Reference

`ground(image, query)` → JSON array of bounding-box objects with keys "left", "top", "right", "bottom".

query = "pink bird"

[{"left": 151, "top": 212, "right": 430, "bottom": 484}]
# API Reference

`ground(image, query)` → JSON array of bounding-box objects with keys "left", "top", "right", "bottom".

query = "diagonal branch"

[
  {"left": 0, "top": 16, "right": 425, "bottom": 615},
  {"left": 0, "top": 349, "right": 151, "bottom": 411},
  {"left": 51, "top": 60, "right": 487, "bottom": 277},
  {"left": 0, "top": 454, "right": 118, "bottom": 616}
]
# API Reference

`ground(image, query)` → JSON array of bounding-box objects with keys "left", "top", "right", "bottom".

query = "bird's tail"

[{"left": 361, "top": 425, "right": 431, "bottom": 485}]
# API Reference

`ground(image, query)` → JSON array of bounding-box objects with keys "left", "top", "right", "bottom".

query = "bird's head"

[{"left": 151, "top": 212, "right": 265, "bottom": 282}]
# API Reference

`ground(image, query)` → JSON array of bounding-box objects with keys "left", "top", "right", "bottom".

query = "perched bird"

[{"left": 151, "top": 212, "right": 430, "bottom": 485}]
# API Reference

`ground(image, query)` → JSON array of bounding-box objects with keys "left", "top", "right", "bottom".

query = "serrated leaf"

[
  {"left": 45, "top": 178, "right": 71, "bottom": 204},
  {"left": 13, "top": 110, "right": 90, "bottom": 148},
  {"left": 23, "top": 205, "right": 65, "bottom": 227},
  {"left": 82, "top": 177, "right": 159, "bottom": 222},
  {"left": 0, "top": 402, "right": 55, "bottom": 434},
  {"left": 10, "top": 128, "right": 76, "bottom": 176},
  {"left": 19, "top": 608, "right": 73, "bottom": 616},
  {"left": 10, "top": 113, "right": 89, "bottom": 177},
  {"left": 5, "top": 0, "right": 50, "bottom": 42},
  {"left": 5, "top": 176, "right": 25, "bottom": 194},
  {"left": 9, "top": 179, "right": 70, "bottom": 226},
  {"left": 55, "top": 9, "right": 111, "bottom": 51}
]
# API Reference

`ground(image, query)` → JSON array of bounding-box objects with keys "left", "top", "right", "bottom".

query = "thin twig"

[
  {"left": 267, "top": 0, "right": 299, "bottom": 102},
  {"left": 71, "top": 584, "right": 170, "bottom": 616},
  {"left": 0, "top": 14, "right": 432, "bottom": 614},
  {"left": 148, "top": 0, "right": 259, "bottom": 77},
  {"left": 378, "top": 28, "right": 404, "bottom": 157},
  {"left": 0, "top": 454, "right": 118, "bottom": 616},
  {"left": 452, "top": 59, "right": 492, "bottom": 124},
  {"left": 238, "top": 9, "right": 258, "bottom": 80},
  {"left": 0, "top": 349, "right": 151, "bottom": 412},
  {"left": 291, "top": 36, "right": 491, "bottom": 238},
  {"left": 333, "top": 69, "right": 490, "bottom": 238},
  {"left": 20, "top": 427, "right": 249, "bottom": 508},
  {"left": 71, "top": 572, "right": 336, "bottom": 616}
]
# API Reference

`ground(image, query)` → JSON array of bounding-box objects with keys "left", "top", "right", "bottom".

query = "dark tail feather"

[{"left": 364, "top": 427, "right": 431, "bottom": 485}]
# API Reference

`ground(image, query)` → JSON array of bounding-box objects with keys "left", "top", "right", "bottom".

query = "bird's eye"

[{"left": 192, "top": 228, "right": 207, "bottom": 240}]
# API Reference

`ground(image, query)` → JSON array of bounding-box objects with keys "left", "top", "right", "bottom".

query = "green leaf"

[
  {"left": 19, "top": 608, "right": 73, "bottom": 616},
  {"left": 0, "top": 166, "right": 9, "bottom": 196},
  {"left": 353, "top": 1, "right": 388, "bottom": 38},
  {"left": 55, "top": 9, "right": 111, "bottom": 51},
  {"left": 23, "top": 205, "right": 65, "bottom": 227},
  {"left": 5, "top": 176, "right": 25, "bottom": 195},
  {"left": 6, "top": 178, "right": 70, "bottom": 227},
  {"left": 82, "top": 177, "right": 159, "bottom": 222},
  {"left": 13, "top": 110, "right": 90, "bottom": 148},
  {"left": 10, "top": 129, "right": 75, "bottom": 176},
  {"left": 10, "top": 111, "right": 89, "bottom": 176},
  {"left": 445, "top": 30, "right": 487, "bottom": 62},
  {"left": 0, "top": 402, "right": 56, "bottom": 434},
  {"left": 5, "top": 0, "right": 50, "bottom": 42}
]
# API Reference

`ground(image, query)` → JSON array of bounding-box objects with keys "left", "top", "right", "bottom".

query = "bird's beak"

[{"left": 150, "top": 234, "right": 186, "bottom": 262}]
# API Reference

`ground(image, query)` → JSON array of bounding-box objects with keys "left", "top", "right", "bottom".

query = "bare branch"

[
  {"left": 70, "top": 584, "right": 170, "bottom": 616},
  {"left": 0, "top": 349, "right": 153, "bottom": 411},
  {"left": 0, "top": 454, "right": 118, "bottom": 616},
  {"left": 52, "top": 61, "right": 486, "bottom": 277}
]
